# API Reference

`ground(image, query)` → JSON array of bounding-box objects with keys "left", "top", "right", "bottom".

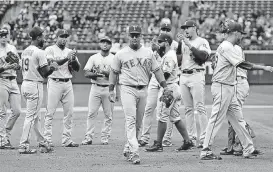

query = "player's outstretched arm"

[{"left": 238, "top": 61, "right": 273, "bottom": 72}]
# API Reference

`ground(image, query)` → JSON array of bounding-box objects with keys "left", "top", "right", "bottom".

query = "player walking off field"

[
  {"left": 0, "top": 28, "right": 21, "bottom": 149},
  {"left": 145, "top": 33, "right": 193, "bottom": 152},
  {"left": 177, "top": 20, "right": 211, "bottom": 148},
  {"left": 43, "top": 29, "right": 81, "bottom": 147},
  {"left": 19, "top": 26, "right": 58, "bottom": 154},
  {"left": 82, "top": 37, "right": 115, "bottom": 145},
  {"left": 108, "top": 25, "right": 169, "bottom": 164},
  {"left": 139, "top": 23, "right": 178, "bottom": 147},
  {"left": 200, "top": 22, "right": 273, "bottom": 160}
]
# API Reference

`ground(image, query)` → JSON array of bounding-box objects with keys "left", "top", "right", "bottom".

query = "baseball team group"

[{"left": 0, "top": 19, "right": 273, "bottom": 165}]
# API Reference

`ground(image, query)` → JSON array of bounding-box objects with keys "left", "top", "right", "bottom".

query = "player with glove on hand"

[
  {"left": 0, "top": 28, "right": 21, "bottom": 149},
  {"left": 146, "top": 33, "right": 193, "bottom": 153},
  {"left": 43, "top": 29, "right": 81, "bottom": 148}
]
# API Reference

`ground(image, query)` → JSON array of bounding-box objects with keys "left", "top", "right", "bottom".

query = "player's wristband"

[{"left": 109, "top": 84, "right": 115, "bottom": 92}]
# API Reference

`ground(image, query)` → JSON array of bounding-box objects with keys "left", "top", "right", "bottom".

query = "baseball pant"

[
  {"left": 0, "top": 78, "right": 21, "bottom": 146},
  {"left": 19, "top": 81, "right": 46, "bottom": 148},
  {"left": 120, "top": 85, "right": 147, "bottom": 155},
  {"left": 202, "top": 82, "right": 254, "bottom": 155},
  {"left": 180, "top": 71, "right": 208, "bottom": 143},
  {"left": 44, "top": 78, "right": 74, "bottom": 146},
  {"left": 140, "top": 79, "right": 173, "bottom": 143},
  {"left": 227, "top": 77, "right": 252, "bottom": 152},
  {"left": 84, "top": 84, "right": 113, "bottom": 143}
]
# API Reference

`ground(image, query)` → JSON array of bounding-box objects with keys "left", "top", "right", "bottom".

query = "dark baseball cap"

[
  {"left": 158, "top": 33, "right": 173, "bottom": 44},
  {"left": 226, "top": 22, "right": 246, "bottom": 34},
  {"left": 180, "top": 20, "right": 197, "bottom": 29},
  {"left": 56, "top": 29, "right": 69, "bottom": 37},
  {"left": 99, "top": 36, "right": 112, "bottom": 44},
  {"left": 29, "top": 26, "right": 44, "bottom": 38},
  {"left": 128, "top": 25, "right": 142, "bottom": 34},
  {"left": 0, "top": 28, "right": 9, "bottom": 36},
  {"left": 161, "top": 23, "right": 171, "bottom": 30}
]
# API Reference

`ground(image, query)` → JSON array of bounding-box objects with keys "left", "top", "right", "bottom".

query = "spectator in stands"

[{"left": 160, "top": 11, "right": 171, "bottom": 25}]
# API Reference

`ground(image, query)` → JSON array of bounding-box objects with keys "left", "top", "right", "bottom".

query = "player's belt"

[
  {"left": 182, "top": 69, "right": 204, "bottom": 74},
  {"left": 52, "top": 78, "right": 70, "bottom": 82},
  {"left": 93, "top": 83, "right": 109, "bottom": 87},
  {"left": 24, "top": 79, "right": 43, "bottom": 83},
  {"left": 125, "top": 85, "right": 146, "bottom": 90},
  {"left": 0, "top": 76, "right": 16, "bottom": 80}
]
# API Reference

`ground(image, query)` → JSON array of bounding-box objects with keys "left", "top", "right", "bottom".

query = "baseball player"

[
  {"left": 215, "top": 21, "right": 255, "bottom": 156},
  {"left": 0, "top": 28, "right": 21, "bottom": 149},
  {"left": 43, "top": 29, "right": 81, "bottom": 147},
  {"left": 19, "top": 26, "right": 58, "bottom": 154},
  {"left": 145, "top": 33, "right": 193, "bottom": 152},
  {"left": 177, "top": 20, "right": 211, "bottom": 148},
  {"left": 200, "top": 22, "right": 273, "bottom": 160},
  {"left": 82, "top": 37, "right": 115, "bottom": 145},
  {"left": 108, "top": 25, "right": 169, "bottom": 164},
  {"left": 139, "top": 24, "right": 179, "bottom": 147}
]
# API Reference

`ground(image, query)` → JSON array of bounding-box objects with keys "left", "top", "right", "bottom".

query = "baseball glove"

[
  {"left": 5, "top": 51, "right": 19, "bottom": 64},
  {"left": 159, "top": 89, "right": 174, "bottom": 108},
  {"left": 68, "top": 50, "right": 80, "bottom": 73}
]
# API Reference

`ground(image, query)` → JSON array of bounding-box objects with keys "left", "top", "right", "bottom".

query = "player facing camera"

[
  {"left": 181, "top": 20, "right": 198, "bottom": 39},
  {"left": 99, "top": 37, "right": 112, "bottom": 52},
  {"left": 0, "top": 28, "right": 9, "bottom": 44},
  {"left": 56, "top": 29, "right": 69, "bottom": 49},
  {"left": 157, "top": 33, "right": 173, "bottom": 57},
  {"left": 128, "top": 25, "right": 142, "bottom": 50}
]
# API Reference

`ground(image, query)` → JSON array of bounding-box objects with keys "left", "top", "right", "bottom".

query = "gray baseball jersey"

[
  {"left": 181, "top": 37, "right": 211, "bottom": 70},
  {"left": 21, "top": 45, "right": 48, "bottom": 82},
  {"left": 111, "top": 46, "right": 160, "bottom": 85},
  {"left": 212, "top": 41, "right": 244, "bottom": 85}
]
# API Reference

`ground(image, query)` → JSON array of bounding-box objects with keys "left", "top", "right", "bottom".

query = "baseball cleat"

[
  {"left": 233, "top": 151, "right": 243, "bottom": 156},
  {"left": 101, "top": 142, "right": 108, "bottom": 145},
  {"left": 243, "top": 149, "right": 263, "bottom": 158},
  {"left": 39, "top": 142, "right": 54, "bottom": 153},
  {"left": 65, "top": 142, "right": 79, "bottom": 147},
  {"left": 200, "top": 153, "right": 222, "bottom": 160},
  {"left": 162, "top": 140, "right": 173, "bottom": 147},
  {"left": 123, "top": 151, "right": 131, "bottom": 161},
  {"left": 145, "top": 140, "right": 163, "bottom": 152},
  {"left": 0, "top": 140, "right": 15, "bottom": 149},
  {"left": 197, "top": 144, "right": 203, "bottom": 149},
  {"left": 138, "top": 140, "right": 148, "bottom": 147},
  {"left": 81, "top": 140, "right": 92, "bottom": 145},
  {"left": 175, "top": 140, "right": 194, "bottom": 151},
  {"left": 128, "top": 153, "right": 140, "bottom": 165},
  {"left": 220, "top": 147, "right": 234, "bottom": 155},
  {"left": 18, "top": 148, "right": 37, "bottom": 154}
]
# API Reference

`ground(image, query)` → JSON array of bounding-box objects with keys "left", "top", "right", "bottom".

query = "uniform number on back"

[{"left": 22, "top": 58, "right": 29, "bottom": 71}]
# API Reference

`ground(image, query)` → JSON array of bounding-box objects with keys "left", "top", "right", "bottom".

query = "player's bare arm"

[
  {"left": 153, "top": 68, "right": 167, "bottom": 88},
  {"left": 108, "top": 70, "right": 119, "bottom": 102},
  {"left": 238, "top": 61, "right": 273, "bottom": 72},
  {"left": 39, "top": 63, "right": 58, "bottom": 78},
  {"left": 176, "top": 41, "right": 182, "bottom": 67}
]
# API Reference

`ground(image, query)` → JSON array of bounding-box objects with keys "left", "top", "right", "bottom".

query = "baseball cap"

[
  {"left": 226, "top": 22, "right": 246, "bottom": 34},
  {"left": 29, "top": 26, "right": 44, "bottom": 38},
  {"left": 99, "top": 36, "right": 112, "bottom": 44},
  {"left": 0, "top": 28, "right": 9, "bottom": 36},
  {"left": 180, "top": 20, "right": 197, "bottom": 29},
  {"left": 157, "top": 33, "right": 173, "bottom": 44},
  {"left": 128, "top": 25, "right": 142, "bottom": 34},
  {"left": 161, "top": 23, "right": 171, "bottom": 30},
  {"left": 56, "top": 29, "right": 69, "bottom": 37}
]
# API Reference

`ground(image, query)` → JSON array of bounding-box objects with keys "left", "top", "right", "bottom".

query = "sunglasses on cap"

[
  {"left": 59, "top": 34, "right": 69, "bottom": 38},
  {"left": 157, "top": 40, "right": 165, "bottom": 44},
  {"left": 129, "top": 33, "right": 141, "bottom": 38},
  {"left": 161, "top": 28, "right": 171, "bottom": 32},
  {"left": 0, "top": 34, "right": 8, "bottom": 38}
]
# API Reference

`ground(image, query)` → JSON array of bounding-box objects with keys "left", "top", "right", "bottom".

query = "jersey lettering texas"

[{"left": 122, "top": 58, "right": 152, "bottom": 69}]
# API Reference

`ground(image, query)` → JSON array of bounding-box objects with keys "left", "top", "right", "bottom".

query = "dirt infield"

[{"left": 1, "top": 85, "right": 273, "bottom": 172}]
